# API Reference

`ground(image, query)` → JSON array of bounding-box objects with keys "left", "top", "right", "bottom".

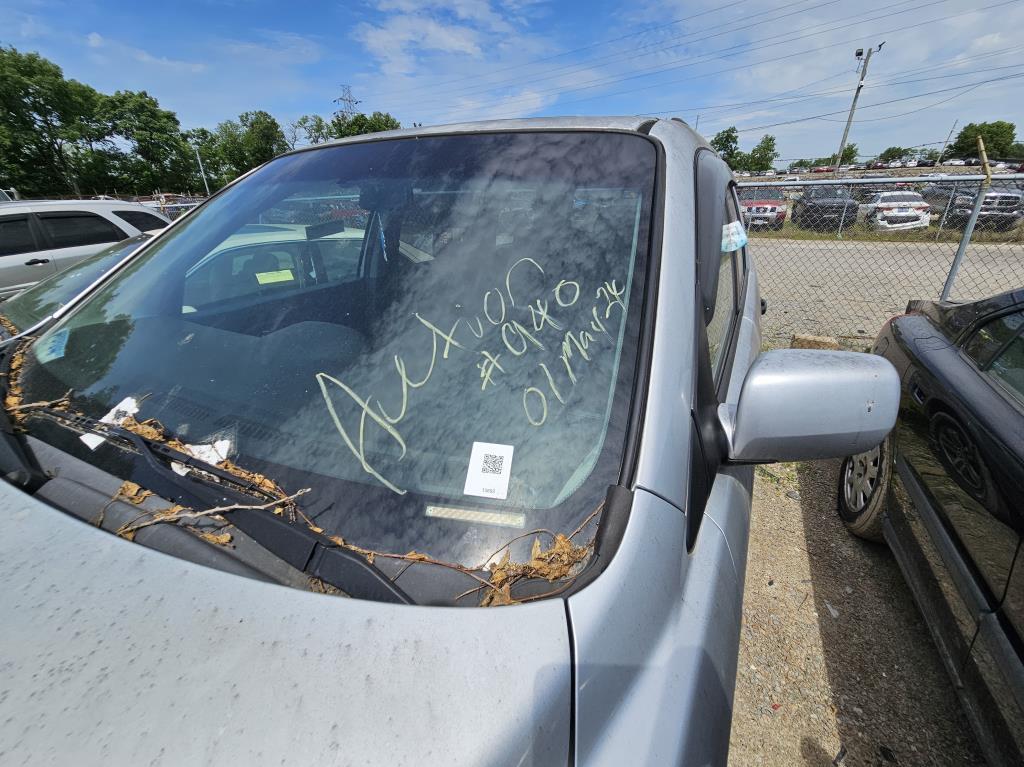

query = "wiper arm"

[{"left": 30, "top": 407, "right": 413, "bottom": 604}]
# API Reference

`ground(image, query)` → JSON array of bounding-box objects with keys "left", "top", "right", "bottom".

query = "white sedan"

[{"left": 859, "top": 191, "right": 931, "bottom": 229}]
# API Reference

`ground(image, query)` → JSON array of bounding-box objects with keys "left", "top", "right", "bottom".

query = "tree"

[
  {"left": 287, "top": 114, "right": 332, "bottom": 148},
  {"left": 878, "top": 146, "right": 907, "bottom": 163},
  {"left": 238, "top": 110, "right": 288, "bottom": 166},
  {"left": 948, "top": 121, "right": 1016, "bottom": 159},
  {"left": 919, "top": 148, "right": 940, "bottom": 162},
  {"left": 1009, "top": 142, "right": 1024, "bottom": 160},
  {"left": 328, "top": 110, "right": 400, "bottom": 139},
  {"left": 0, "top": 46, "right": 110, "bottom": 196},
  {"left": 710, "top": 126, "right": 740, "bottom": 167},
  {"left": 103, "top": 90, "right": 190, "bottom": 193},
  {"left": 746, "top": 134, "right": 779, "bottom": 173}
]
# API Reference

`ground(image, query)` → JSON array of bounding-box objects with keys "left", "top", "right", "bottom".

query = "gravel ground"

[
  {"left": 728, "top": 460, "right": 985, "bottom": 767},
  {"left": 752, "top": 237, "right": 1024, "bottom": 346}
]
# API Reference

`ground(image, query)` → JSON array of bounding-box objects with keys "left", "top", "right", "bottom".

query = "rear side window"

[
  {"left": 0, "top": 216, "right": 36, "bottom": 256},
  {"left": 963, "top": 312, "right": 1024, "bottom": 367},
  {"left": 989, "top": 336, "right": 1024, "bottom": 403},
  {"left": 114, "top": 210, "right": 167, "bottom": 232},
  {"left": 37, "top": 212, "right": 124, "bottom": 249}
]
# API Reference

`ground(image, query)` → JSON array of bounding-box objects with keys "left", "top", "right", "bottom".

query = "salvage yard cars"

[
  {"left": 858, "top": 191, "right": 931, "bottom": 230},
  {"left": 0, "top": 117, "right": 899, "bottom": 766}
]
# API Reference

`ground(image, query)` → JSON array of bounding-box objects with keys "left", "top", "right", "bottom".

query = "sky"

[{"left": 2, "top": 0, "right": 1023, "bottom": 163}]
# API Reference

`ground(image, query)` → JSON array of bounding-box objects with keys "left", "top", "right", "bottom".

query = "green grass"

[{"left": 748, "top": 218, "right": 1023, "bottom": 244}]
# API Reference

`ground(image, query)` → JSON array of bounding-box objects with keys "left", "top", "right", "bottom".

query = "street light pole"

[
  {"left": 833, "top": 42, "right": 883, "bottom": 176},
  {"left": 194, "top": 146, "right": 211, "bottom": 197}
]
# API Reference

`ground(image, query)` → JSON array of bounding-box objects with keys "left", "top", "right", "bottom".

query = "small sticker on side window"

[
  {"left": 463, "top": 441, "right": 514, "bottom": 500},
  {"left": 255, "top": 269, "right": 294, "bottom": 285},
  {"left": 722, "top": 220, "right": 748, "bottom": 252}
]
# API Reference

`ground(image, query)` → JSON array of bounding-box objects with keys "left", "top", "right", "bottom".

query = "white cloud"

[
  {"left": 356, "top": 15, "right": 483, "bottom": 76},
  {"left": 84, "top": 32, "right": 207, "bottom": 73}
]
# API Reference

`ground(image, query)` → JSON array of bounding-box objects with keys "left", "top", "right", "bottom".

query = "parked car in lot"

[
  {"left": 0, "top": 117, "right": 900, "bottom": 766},
  {"left": 917, "top": 159, "right": 938, "bottom": 167},
  {"left": 838, "top": 290, "right": 1024, "bottom": 767},
  {"left": 888, "top": 160, "right": 905, "bottom": 169},
  {"left": 945, "top": 158, "right": 967, "bottom": 166},
  {"left": 858, "top": 191, "right": 931, "bottom": 230},
  {"left": 905, "top": 159, "right": 919, "bottom": 168},
  {"left": 0, "top": 200, "right": 170, "bottom": 298},
  {"left": 871, "top": 161, "right": 890, "bottom": 169},
  {"left": 791, "top": 184, "right": 860, "bottom": 230},
  {"left": 920, "top": 184, "right": 1024, "bottom": 230},
  {"left": 738, "top": 185, "right": 787, "bottom": 230},
  {"left": 0, "top": 232, "right": 159, "bottom": 339}
]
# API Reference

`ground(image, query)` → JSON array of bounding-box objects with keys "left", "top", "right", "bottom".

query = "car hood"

[
  {"left": 740, "top": 199, "right": 786, "bottom": 206},
  {"left": 0, "top": 484, "right": 571, "bottom": 766}
]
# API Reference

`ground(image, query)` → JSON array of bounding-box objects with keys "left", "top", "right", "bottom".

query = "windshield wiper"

[{"left": 29, "top": 407, "right": 413, "bottom": 604}]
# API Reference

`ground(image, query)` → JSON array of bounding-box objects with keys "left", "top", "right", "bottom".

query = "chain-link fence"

[{"left": 741, "top": 174, "right": 1024, "bottom": 347}]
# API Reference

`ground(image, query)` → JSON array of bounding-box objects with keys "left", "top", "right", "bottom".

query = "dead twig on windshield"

[
  {"left": 116, "top": 488, "right": 310, "bottom": 540},
  {"left": 7, "top": 389, "right": 73, "bottom": 412}
]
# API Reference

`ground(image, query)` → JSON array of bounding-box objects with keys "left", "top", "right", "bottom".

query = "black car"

[
  {"left": 791, "top": 185, "right": 860, "bottom": 230},
  {"left": 838, "top": 289, "right": 1024, "bottom": 767}
]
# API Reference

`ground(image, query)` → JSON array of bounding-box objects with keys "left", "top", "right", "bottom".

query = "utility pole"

[
  {"left": 194, "top": 146, "right": 211, "bottom": 197},
  {"left": 938, "top": 119, "right": 958, "bottom": 163},
  {"left": 833, "top": 42, "right": 884, "bottom": 176},
  {"left": 694, "top": 114, "right": 700, "bottom": 131}
]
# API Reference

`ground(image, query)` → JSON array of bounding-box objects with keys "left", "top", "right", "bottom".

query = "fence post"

[
  {"left": 941, "top": 138, "right": 992, "bottom": 301},
  {"left": 837, "top": 184, "right": 850, "bottom": 238},
  {"left": 934, "top": 182, "right": 958, "bottom": 241}
]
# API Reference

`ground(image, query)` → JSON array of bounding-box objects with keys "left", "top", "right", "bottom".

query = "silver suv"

[
  {"left": 0, "top": 118, "right": 898, "bottom": 766},
  {"left": 0, "top": 199, "right": 170, "bottom": 297}
]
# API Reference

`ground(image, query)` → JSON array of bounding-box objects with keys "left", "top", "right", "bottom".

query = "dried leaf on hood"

[
  {"left": 117, "top": 480, "right": 152, "bottom": 505},
  {"left": 0, "top": 314, "right": 18, "bottom": 338},
  {"left": 196, "top": 529, "right": 233, "bottom": 546}
]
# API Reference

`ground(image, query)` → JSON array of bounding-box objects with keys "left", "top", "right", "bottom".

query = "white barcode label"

[{"left": 463, "top": 442, "right": 514, "bottom": 500}]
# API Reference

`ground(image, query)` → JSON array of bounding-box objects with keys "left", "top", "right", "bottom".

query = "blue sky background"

[{"left": 3, "top": 0, "right": 1023, "bottom": 162}]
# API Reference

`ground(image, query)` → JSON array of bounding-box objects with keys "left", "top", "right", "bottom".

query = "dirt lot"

[
  {"left": 728, "top": 461, "right": 985, "bottom": 767},
  {"left": 752, "top": 237, "right": 1024, "bottom": 346}
]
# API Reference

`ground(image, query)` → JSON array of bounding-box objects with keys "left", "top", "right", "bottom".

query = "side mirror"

[{"left": 720, "top": 349, "right": 899, "bottom": 463}]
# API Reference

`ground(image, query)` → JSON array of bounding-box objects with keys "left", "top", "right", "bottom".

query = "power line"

[
  {"left": 368, "top": 0, "right": 752, "bottom": 99},
  {"left": 689, "top": 60, "right": 1024, "bottom": 128},
  {"left": 428, "top": 0, "right": 1005, "bottom": 122},
  {"left": 732, "top": 71, "right": 1024, "bottom": 133},
  {"left": 379, "top": 0, "right": 846, "bottom": 106}
]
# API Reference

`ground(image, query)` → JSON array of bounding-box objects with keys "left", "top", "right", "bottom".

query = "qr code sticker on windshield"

[{"left": 481, "top": 454, "right": 504, "bottom": 475}]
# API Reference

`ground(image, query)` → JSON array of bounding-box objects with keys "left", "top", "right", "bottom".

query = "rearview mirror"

[{"left": 720, "top": 349, "right": 899, "bottom": 463}]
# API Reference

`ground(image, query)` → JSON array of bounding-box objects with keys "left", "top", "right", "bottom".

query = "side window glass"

[
  {"left": 706, "top": 191, "right": 740, "bottom": 374},
  {"left": 115, "top": 210, "right": 168, "bottom": 232},
  {"left": 38, "top": 213, "right": 124, "bottom": 248},
  {"left": 963, "top": 312, "right": 1024, "bottom": 367},
  {"left": 988, "top": 334, "right": 1024, "bottom": 403},
  {"left": 316, "top": 238, "right": 363, "bottom": 283},
  {"left": 0, "top": 216, "right": 36, "bottom": 256},
  {"left": 182, "top": 244, "right": 304, "bottom": 312}
]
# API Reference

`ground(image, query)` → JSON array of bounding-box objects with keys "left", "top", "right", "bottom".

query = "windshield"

[
  {"left": 739, "top": 187, "right": 784, "bottom": 201},
  {"left": 808, "top": 186, "right": 852, "bottom": 199},
  {"left": 16, "top": 131, "right": 656, "bottom": 574},
  {"left": 0, "top": 234, "right": 151, "bottom": 333}
]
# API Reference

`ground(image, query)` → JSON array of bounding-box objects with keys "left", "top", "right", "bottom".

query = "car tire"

[{"left": 837, "top": 437, "right": 891, "bottom": 542}]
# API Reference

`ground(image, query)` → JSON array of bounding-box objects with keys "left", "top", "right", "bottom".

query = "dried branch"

[
  {"left": 116, "top": 488, "right": 310, "bottom": 538},
  {"left": 7, "top": 389, "right": 73, "bottom": 412}
]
